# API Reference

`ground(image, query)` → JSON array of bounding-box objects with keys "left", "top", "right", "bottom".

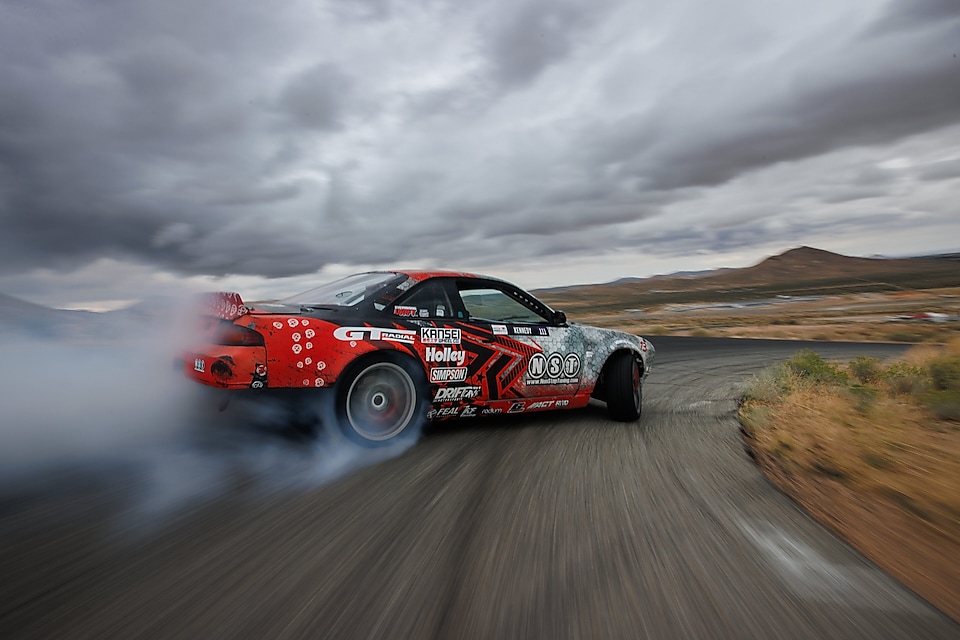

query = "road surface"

[{"left": 1, "top": 337, "right": 957, "bottom": 639}]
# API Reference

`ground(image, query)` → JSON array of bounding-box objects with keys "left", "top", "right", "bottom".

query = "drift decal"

[
  {"left": 333, "top": 326, "right": 417, "bottom": 344},
  {"left": 420, "top": 327, "right": 461, "bottom": 344},
  {"left": 430, "top": 367, "right": 468, "bottom": 382},
  {"left": 526, "top": 352, "right": 581, "bottom": 385},
  {"left": 433, "top": 386, "right": 481, "bottom": 402}
]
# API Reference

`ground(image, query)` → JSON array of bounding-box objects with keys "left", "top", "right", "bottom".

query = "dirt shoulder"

[
  {"left": 740, "top": 348, "right": 960, "bottom": 622},
  {"left": 746, "top": 433, "right": 960, "bottom": 623}
]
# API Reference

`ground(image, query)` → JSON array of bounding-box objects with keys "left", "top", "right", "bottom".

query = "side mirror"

[{"left": 552, "top": 310, "right": 567, "bottom": 325}]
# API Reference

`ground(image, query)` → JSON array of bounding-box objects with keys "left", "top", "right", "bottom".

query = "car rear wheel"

[
  {"left": 605, "top": 351, "right": 643, "bottom": 422},
  {"left": 337, "top": 354, "right": 428, "bottom": 445}
]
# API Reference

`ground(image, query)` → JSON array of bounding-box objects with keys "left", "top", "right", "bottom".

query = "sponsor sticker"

[
  {"left": 492, "top": 324, "right": 508, "bottom": 335},
  {"left": 394, "top": 305, "right": 418, "bottom": 317},
  {"left": 430, "top": 367, "right": 468, "bottom": 383},
  {"left": 461, "top": 405, "right": 478, "bottom": 418},
  {"left": 333, "top": 326, "right": 417, "bottom": 344},
  {"left": 528, "top": 400, "right": 554, "bottom": 410},
  {"left": 526, "top": 352, "right": 582, "bottom": 385},
  {"left": 433, "top": 386, "right": 481, "bottom": 402},
  {"left": 420, "top": 327, "right": 462, "bottom": 345},
  {"left": 424, "top": 345, "right": 466, "bottom": 365},
  {"left": 508, "top": 401, "right": 526, "bottom": 414},
  {"left": 481, "top": 407, "right": 502, "bottom": 415},
  {"left": 194, "top": 358, "right": 205, "bottom": 373}
]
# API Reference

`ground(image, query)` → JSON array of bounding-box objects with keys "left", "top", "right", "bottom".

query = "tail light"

[{"left": 213, "top": 321, "right": 265, "bottom": 346}]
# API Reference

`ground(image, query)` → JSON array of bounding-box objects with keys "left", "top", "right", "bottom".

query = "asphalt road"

[{"left": 2, "top": 337, "right": 958, "bottom": 639}]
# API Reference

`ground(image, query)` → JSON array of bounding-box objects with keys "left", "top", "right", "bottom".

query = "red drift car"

[{"left": 182, "top": 271, "right": 654, "bottom": 445}]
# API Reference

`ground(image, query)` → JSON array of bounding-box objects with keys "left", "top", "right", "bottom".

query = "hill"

[{"left": 536, "top": 246, "right": 960, "bottom": 313}]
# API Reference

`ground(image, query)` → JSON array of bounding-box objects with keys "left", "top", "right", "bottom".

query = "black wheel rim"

[{"left": 346, "top": 362, "right": 417, "bottom": 441}]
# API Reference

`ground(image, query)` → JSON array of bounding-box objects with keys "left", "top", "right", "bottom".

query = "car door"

[{"left": 451, "top": 279, "right": 586, "bottom": 403}]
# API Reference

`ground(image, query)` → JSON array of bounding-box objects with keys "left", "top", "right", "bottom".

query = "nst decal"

[
  {"left": 526, "top": 352, "right": 582, "bottom": 385},
  {"left": 333, "top": 326, "right": 417, "bottom": 344},
  {"left": 420, "top": 327, "right": 461, "bottom": 344}
]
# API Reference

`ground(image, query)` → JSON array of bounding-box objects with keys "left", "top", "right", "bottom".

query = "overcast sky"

[{"left": 1, "top": 0, "right": 959, "bottom": 309}]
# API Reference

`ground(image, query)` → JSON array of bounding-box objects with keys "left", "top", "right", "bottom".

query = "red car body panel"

[{"left": 181, "top": 271, "right": 654, "bottom": 420}]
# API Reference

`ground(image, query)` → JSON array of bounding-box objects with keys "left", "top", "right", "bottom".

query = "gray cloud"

[{"left": 0, "top": 0, "right": 958, "bottom": 306}]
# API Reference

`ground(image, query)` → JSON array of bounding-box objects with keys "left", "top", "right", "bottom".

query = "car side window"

[
  {"left": 392, "top": 280, "right": 464, "bottom": 319},
  {"left": 457, "top": 286, "right": 549, "bottom": 324}
]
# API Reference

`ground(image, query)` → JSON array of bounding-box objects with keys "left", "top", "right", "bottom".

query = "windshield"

[{"left": 281, "top": 272, "right": 401, "bottom": 307}]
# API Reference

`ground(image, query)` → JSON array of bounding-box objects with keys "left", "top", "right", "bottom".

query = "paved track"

[{"left": 2, "top": 337, "right": 958, "bottom": 639}]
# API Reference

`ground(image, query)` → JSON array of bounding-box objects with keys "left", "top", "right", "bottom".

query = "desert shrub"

[
  {"left": 690, "top": 328, "right": 711, "bottom": 337},
  {"left": 846, "top": 384, "right": 880, "bottom": 414},
  {"left": 849, "top": 356, "right": 882, "bottom": 384},
  {"left": 928, "top": 355, "right": 960, "bottom": 391},
  {"left": 879, "top": 362, "right": 926, "bottom": 396},
  {"left": 886, "top": 330, "right": 931, "bottom": 343},
  {"left": 743, "top": 365, "right": 792, "bottom": 404},
  {"left": 785, "top": 350, "right": 848, "bottom": 384},
  {"left": 919, "top": 390, "right": 960, "bottom": 421}
]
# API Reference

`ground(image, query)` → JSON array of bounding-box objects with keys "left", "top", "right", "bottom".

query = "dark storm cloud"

[
  {"left": 587, "top": 16, "right": 960, "bottom": 192},
  {"left": 0, "top": 0, "right": 958, "bottom": 300},
  {"left": 481, "top": 0, "right": 610, "bottom": 88},
  {"left": 277, "top": 63, "right": 353, "bottom": 131}
]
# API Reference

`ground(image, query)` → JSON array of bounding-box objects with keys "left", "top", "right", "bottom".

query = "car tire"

[
  {"left": 605, "top": 351, "right": 643, "bottom": 422},
  {"left": 336, "top": 353, "right": 428, "bottom": 446}
]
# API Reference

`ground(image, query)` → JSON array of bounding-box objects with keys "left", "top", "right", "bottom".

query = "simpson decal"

[
  {"left": 333, "top": 326, "right": 417, "bottom": 344},
  {"left": 430, "top": 367, "right": 468, "bottom": 383},
  {"left": 420, "top": 327, "right": 461, "bottom": 344},
  {"left": 433, "top": 386, "right": 481, "bottom": 402}
]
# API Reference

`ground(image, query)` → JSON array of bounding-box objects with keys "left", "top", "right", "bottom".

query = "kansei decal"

[
  {"left": 333, "top": 326, "right": 417, "bottom": 344},
  {"left": 430, "top": 367, "right": 468, "bottom": 383},
  {"left": 433, "top": 386, "right": 481, "bottom": 402},
  {"left": 420, "top": 327, "right": 462, "bottom": 345},
  {"left": 425, "top": 345, "right": 466, "bottom": 365}
]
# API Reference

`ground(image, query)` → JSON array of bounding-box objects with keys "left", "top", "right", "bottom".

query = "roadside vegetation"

[{"left": 740, "top": 340, "right": 960, "bottom": 621}]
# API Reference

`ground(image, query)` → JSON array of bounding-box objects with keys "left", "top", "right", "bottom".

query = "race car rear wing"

[{"left": 197, "top": 291, "right": 249, "bottom": 321}]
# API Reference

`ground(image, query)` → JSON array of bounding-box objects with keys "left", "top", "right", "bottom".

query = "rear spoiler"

[{"left": 197, "top": 291, "right": 249, "bottom": 321}]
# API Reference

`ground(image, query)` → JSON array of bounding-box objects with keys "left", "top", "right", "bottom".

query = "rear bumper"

[{"left": 181, "top": 345, "right": 268, "bottom": 389}]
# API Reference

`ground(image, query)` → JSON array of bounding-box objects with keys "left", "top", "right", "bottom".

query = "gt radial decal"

[{"left": 333, "top": 326, "right": 417, "bottom": 344}]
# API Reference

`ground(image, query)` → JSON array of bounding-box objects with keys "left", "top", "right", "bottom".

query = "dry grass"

[{"left": 741, "top": 342, "right": 960, "bottom": 621}]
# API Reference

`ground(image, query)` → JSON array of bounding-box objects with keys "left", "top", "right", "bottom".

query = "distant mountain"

[
  {"left": 0, "top": 293, "right": 114, "bottom": 341},
  {"left": 536, "top": 246, "right": 960, "bottom": 311}
]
